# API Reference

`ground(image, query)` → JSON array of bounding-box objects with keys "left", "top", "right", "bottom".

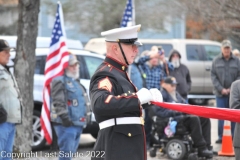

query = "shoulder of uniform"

[{"left": 94, "top": 63, "right": 116, "bottom": 76}]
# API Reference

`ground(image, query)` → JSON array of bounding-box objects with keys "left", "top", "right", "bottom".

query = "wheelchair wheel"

[{"left": 166, "top": 139, "right": 187, "bottom": 160}]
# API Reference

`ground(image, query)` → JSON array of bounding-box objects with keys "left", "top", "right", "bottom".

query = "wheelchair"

[{"left": 149, "top": 116, "right": 212, "bottom": 160}]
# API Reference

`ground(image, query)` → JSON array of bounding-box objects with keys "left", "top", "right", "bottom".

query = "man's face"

[
  {"left": 120, "top": 43, "right": 139, "bottom": 64},
  {"left": 0, "top": 49, "right": 10, "bottom": 66},
  {"left": 66, "top": 63, "right": 80, "bottom": 79},
  {"left": 163, "top": 83, "right": 176, "bottom": 93},
  {"left": 67, "top": 63, "right": 79, "bottom": 74},
  {"left": 149, "top": 52, "right": 159, "bottom": 66},
  {"left": 150, "top": 58, "right": 159, "bottom": 66},
  {"left": 171, "top": 53, "right": 180, "bottom": 61},
  {"left": 222, "top": 47, "right": 231, "bottom": 58}
]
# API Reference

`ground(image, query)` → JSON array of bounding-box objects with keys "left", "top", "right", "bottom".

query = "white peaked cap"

[{"left": 101, "top": 24, "right": 142, "bottom": 45}]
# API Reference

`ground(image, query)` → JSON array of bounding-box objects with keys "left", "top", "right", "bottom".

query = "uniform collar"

[{"left": 105, "top": 56, "right": 128, "bottom": 72}]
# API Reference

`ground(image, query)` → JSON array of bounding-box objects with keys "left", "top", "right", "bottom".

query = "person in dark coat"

[
  {"left": 90, "top": 25, "right": 162, "bottom": 160},
  {"left": 168, "top": 49, "right": 191, "bottom": 100},
  {"left": 152, "top": 76, "right": 213, "bottom": 158},
  {"left": 211, "top": 40, "right": 240, "bottom": 143}
]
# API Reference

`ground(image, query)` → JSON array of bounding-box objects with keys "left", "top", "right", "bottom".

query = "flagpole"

[{"left": 132, "top": 0, "right": 135, "bottom": 25}]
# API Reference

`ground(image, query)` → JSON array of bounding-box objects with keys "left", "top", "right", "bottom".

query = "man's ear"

[
  {"left": 161, "top": 83, "right": 166, "bottom": 90},
  {"left": 112, "top": 44, "right": 118, "bottom": 55}
]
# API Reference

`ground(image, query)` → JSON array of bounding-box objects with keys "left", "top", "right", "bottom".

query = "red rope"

[{"left": 151, "top": 101, "right": 240, "bottom": 123}]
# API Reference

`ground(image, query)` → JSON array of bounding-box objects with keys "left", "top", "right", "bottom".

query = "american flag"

[
  {"left": 120, "top": 0, "right": 133, "bottom": 27},
  {"left": 40, "top": 2, "right": 69, "bottom": 144}
]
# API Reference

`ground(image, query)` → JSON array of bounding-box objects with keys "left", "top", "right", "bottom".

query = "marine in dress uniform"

[{"left": 90, "top": 25, "right": 162, "bottom": 160}]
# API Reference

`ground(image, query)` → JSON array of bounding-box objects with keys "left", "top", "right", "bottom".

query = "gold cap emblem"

[{"left": 122, "top": 66, "right": 125, "bottom": 70}]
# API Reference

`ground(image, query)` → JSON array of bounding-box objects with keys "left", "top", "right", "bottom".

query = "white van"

[{"left": 85, "top": 38, "right": 222, "bottom": 104}]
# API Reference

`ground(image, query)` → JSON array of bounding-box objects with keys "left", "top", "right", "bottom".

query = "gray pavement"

[{"left": 17, "top": 100, "right": 236, "bottom": 160}]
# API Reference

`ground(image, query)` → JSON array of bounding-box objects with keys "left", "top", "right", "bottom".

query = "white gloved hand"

[
  {"left": 136, "top": 88, "right": 154, "bottom": 105},
  {"left": 149, "top": 88, "right": 163, "bottom": 102}
]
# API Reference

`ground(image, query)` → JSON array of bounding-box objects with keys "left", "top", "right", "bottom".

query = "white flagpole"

[{"left": 132, "top": 0, "right": 135, "bottom": 25}]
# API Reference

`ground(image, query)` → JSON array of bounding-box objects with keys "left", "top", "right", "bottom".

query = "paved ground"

[{"left": 12, "top": 100, "right": 236, "bottom": 160}]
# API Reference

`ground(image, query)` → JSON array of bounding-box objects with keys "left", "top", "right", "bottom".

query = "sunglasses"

[{"left": 158, "top": 49, "right": 164, "bottom": 55}]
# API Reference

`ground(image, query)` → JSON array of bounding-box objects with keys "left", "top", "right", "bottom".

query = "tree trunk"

[{"left": 13, "top": 0, "right": 40, "bottom": 153}]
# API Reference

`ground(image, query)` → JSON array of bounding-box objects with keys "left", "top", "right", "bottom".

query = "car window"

[
  {"left": 186, "top": 45, "right": 204, "bottom": 61},
  {"left": 203, "top": 45, "right": 221, "bottom": 61},
  {"left": 35, "top": 56, "right": 46, "bottom": 75},
  {"left": 138, "top": 43, "right": 173, "bottom": 57},
  {"left": 83, "top": 56, "right": 103, "bottom": 78},
  {"left": 76, "top": 55, "right": 89, "bottom": 79}
]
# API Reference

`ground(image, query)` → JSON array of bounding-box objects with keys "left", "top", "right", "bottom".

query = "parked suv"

[
  {"left": 85, "top": 38, "right": 221, "bottom": 104},
  {"left": 9, "top": 48, "right": 104, "bottom": 150}
]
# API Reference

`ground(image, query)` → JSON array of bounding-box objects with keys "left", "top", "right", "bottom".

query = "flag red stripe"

[
  {"left": 41, "top": 2, "right": 69, "bottom": 144},
  {"left": 40, "top": 117, "right": 52, "bottom": 144},
  {"left": 44, "top": 63, "right": 67, "bottom": 86},
  {"left": 44, "top": 51, "right": 69, "bottom": 75},
  {"left": 42, "top": 91, "right": 50, "bottom": 120},
  {"left": 46, "top": 42, "right": 66, "bottom": 62}
]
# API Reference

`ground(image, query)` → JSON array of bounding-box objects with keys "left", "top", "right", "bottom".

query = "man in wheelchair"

[{"left": 152, "top": 76, "right": 213, "bottom": 158}]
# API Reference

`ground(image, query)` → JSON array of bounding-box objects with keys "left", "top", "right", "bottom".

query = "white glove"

[
  {"left": 136, "top": 88, "right": 153, "bottom": 105},
  {"left": 149, "top": 88, "right": 163, "bottom": 102}
]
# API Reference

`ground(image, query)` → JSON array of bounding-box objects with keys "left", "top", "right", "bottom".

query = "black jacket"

[
  {"left": 90, "top": 56, "right": 146, "bottom": 160},
  {"left": 153, "top": 88, "right": 186, "bottom": 121},
  {"left": 168, "top": 49, "right": 191, "bottom": 99}
]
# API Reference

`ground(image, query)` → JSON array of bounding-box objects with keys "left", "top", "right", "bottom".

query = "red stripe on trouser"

[{"left": 142, "top": 126, "right": 147, "bottom": 160}]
